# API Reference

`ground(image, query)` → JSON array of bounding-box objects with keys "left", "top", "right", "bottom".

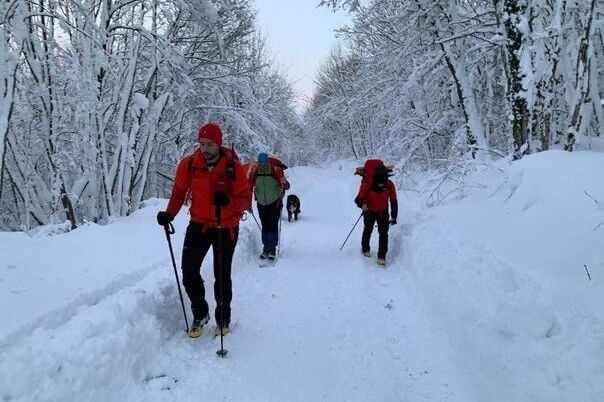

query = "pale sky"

[{"left": 253, "top": 1, "right": 351, "bottom": 109}]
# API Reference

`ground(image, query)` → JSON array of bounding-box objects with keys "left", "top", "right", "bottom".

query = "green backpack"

[{"left": 254, "top": 164, "right": 281, "bottom": 205}]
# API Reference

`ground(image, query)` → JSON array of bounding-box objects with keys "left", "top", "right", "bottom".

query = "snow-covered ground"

[{"left": 1, "top": 150, "right": 603, "bottom": 401}]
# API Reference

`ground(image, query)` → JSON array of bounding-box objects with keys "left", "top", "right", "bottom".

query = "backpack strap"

[
  {"left": 255, "top": 163, "right": 277, "bottom": 178},
  {"left": 188, "top": 155, "right": 194, "bottom": 174},
  {"left": 187, "top": 148, "right": 237, "bottom": 177}
]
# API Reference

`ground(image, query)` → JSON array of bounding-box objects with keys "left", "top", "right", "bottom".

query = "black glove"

[
  {"left": 390, "top": 219, "right": 397, "bottom": 225},
  {"left": 156, "top": 211, "right": 173, "bottom": 226},
  {"left": 214, "top": 192, "right": 230, "bottom": 207},
  {"left": 354, "top": 196, "right": 364, "bottom": 209}
]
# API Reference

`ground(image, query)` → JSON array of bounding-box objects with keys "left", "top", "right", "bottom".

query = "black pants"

[
  {"left": 257, "top": 200, "right": 281, "bottom": 252},
  {"left": 361, "top": 211, "right": 389, "bottom": 259},
  {"left": 181, "top": 222, "right": 238, "bottom": 327}
]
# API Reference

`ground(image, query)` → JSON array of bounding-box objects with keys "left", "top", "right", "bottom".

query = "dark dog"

[{"left": 286, "top": 194, "right": 301, "bottom": 222}]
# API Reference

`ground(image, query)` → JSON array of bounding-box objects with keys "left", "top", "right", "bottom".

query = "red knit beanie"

[{"left": 198, "top": 123, "right": 223, "bottom": 146}]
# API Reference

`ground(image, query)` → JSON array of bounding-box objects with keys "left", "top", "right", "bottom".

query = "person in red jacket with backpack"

[
  {"left": 354, "top": 160, "right": 398, "bottom": 266},
  {"left": 156, "top": 123, "right": 251, "bottom": 338}
]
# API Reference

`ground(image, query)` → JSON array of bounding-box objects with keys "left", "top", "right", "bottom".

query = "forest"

[{"left": 1, "top": 0, "right": 602, "bottom": 230}]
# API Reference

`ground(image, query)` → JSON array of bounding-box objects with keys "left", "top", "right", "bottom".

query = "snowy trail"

[
  {"left": 134, "top": 165, "right": 469, "bottom": 401},
  {"left": 1, "top": 163, "right": 469, "bottom": 402},
  {"left": 5, "top": 153, "right": 603, "bottom": 402}
]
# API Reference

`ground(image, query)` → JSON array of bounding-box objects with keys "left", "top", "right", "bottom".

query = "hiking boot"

[
  {"left": 362, "top": 250, "right": 371, "bottom": 257},
  {"left": 188, "top": 313, "right": 210, "bottom": 338},
  {"left": 377, "top": 258, "right": 386, "bottom": 266},
  {"left": 264, "top": 246, "right": 276, "bottom": 260},
  {"left": 260, "top": 245, "right": 271, "bottom": 259},
  {"left": 214, "top": 325, "right": 230, "bottom": 337}
]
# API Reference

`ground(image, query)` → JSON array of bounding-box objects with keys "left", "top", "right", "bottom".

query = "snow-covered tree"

[
  {"left": 0, "top": 0, "right": 302, "bottom": 231},
  {"left": 309, "top": 0, "right": 603, "bottom": 166}
]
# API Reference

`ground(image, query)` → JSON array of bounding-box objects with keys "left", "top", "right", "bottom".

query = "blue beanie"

[{"left": 258, "top": 153, "right": 269, "bottom": 164}]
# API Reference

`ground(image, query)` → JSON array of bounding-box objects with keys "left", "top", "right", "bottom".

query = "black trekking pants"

[
  {"left": 361, "top": 211, "right": 389, "bottom": 259},
  {"left": 181, "top": 221, "right": 238, "bottom": 327},
  {"left": 257, "top": 200, "right": 282, "bottom": 252}
]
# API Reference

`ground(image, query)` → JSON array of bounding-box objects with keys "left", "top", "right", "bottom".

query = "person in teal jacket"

[{"left": 249, "top": 153, "right": 290, "bottom": 259}]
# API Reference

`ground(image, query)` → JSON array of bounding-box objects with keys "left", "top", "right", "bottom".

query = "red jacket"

[
  {"left": 357, "top": 180, "right": 397, "bottom": 213},
  {"left": 166, "top": 149, "right": 251, "bottom": 228},
  {"left": 356, "top": 160, "right": 397, "bottom": 213}
]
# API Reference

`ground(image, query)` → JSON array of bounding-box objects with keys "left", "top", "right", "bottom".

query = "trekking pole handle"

[{"left": 165, "top": 222, "right": 175, "bottom": 235}]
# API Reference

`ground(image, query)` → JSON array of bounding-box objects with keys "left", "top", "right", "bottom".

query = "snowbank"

[{"left": 406, "top": 150, "right": 604, "bottom": 401}]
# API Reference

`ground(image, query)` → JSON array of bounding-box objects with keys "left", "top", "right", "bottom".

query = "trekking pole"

[
  {"left": 339, "top": 212, "right": 364, "bottom": 251},
  {"left": 162, "top": 222, "right": 189, "bottom": 333},
  {"left": 277, "top": 207, "right": 282, "bottom": 257},
  {"left": 215, "top": 204, "right": 228, "bottom": 358},
  {"left": 250, "top": 210, "right": 262, "bottom": 231}
]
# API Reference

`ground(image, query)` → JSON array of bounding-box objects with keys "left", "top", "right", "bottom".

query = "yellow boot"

[
  {"left": 362, "top": 250, "right": 371, "bottom": 257},
  {"left": 214, "top": 325, "right": 231, "bottom": 337},
  {"left": 188, "top": 314, "right": 209, "bottom": 338},
  {"left": 377, "top": 258, "right": 386, "bottom": 266}
]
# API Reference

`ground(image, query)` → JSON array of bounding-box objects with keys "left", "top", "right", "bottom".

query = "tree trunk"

[
  {"left": 566, "top": 0, "right": 597, "bottom": 147},
  {"left": 504, "top": 0, "right": 530, "bottom": 159}
]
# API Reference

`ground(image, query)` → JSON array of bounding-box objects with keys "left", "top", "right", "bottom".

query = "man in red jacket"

[
  {"left": 354, "top": 160, "right": 398, "bottom": 266},
  {"left": 157, "top": 123, "right": 251, "bottom": 337}
]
